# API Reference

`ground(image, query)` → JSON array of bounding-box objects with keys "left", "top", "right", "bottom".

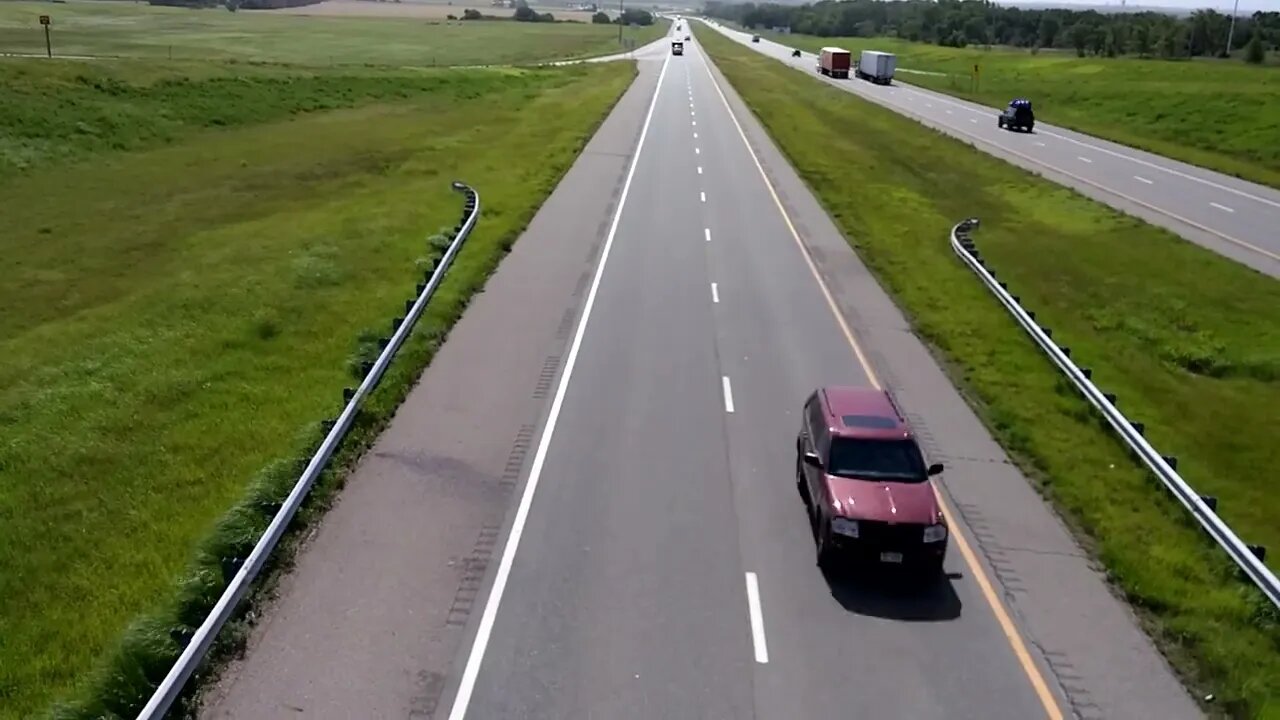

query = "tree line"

[{"left": 704, "top": 0, "right": 1278, "bottom": 63}]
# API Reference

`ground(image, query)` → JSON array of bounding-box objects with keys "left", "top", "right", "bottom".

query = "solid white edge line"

[
  {"left": 745, "top": 572, "right": 769, "bottom": 664},
  {"left": 722, "top": 375, "right": 735, "bottom": 413},
  {"left": 711, "top": 282, "right": 719, "bottom": 303},
  {"left": 443, "top": 50, "right": 673, "bottom": 720},
  {"left": 704, "top": 227, "right": 711, "bottom": 242}
]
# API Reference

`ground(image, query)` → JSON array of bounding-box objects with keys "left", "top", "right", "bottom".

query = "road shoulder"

[{"left": 198, "top": 57, "right": 663, "bottom": 720}]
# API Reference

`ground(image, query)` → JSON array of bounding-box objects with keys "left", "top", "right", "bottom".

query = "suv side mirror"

[
  {"left": 803, "top": 451, "right": 823, "bottom": 469},
  {"left": 927, "top": 463, "right": 944, "bottom": 476}
]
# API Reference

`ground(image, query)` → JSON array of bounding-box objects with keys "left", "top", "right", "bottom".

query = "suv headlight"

[
  {"left": 831, "top": 517, "right": 859, "bottom": 538},
  {"left": 923, "top": 524, "right": 948, "bottom": 543}
]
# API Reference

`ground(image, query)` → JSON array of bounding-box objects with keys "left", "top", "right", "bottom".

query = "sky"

[{"left": 1012, "top": 0, "right": 1274, "bottom": 10}]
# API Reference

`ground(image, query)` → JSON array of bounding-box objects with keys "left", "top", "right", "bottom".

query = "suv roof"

[{"left": 817, "top": 386, "right": 912, "bottom": 441}]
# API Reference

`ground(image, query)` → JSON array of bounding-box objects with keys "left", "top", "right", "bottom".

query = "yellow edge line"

[{"left": 695, "top": 39, "right": 1066, "bottom": 720}]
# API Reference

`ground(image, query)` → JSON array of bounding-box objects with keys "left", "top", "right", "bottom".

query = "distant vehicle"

[
  {"left": 685, "top": 34, "right": 691, "bottom": 40},
  {"left": 796, "top": 386, "right": 948, "bottom": 577},
  {"left": 998, "top": 98, "right": 1035, "bottom": 132},
  {"left": 854, "top": 50, "right": 896, "bottom": 85},
  {"left": 816, "top": 46, "right": 851, "bottom": 79},
  {"left": 791, "top": 48, "right": 801, "bottom": 57},
  {"left": 751, "top": 34, "right": 761, "bottom": 43},
  {"left": 671, "top": 40, "right": 684, "bottom": 56}
]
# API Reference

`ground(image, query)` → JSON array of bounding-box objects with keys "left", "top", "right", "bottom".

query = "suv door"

[{"left": 800, "top": 394, "right": 829, "bottom": 508}]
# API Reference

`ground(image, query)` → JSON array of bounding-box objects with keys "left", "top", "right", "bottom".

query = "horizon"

[{"left": 1003, "top": 0, "right": 1272, "bottom": 12}]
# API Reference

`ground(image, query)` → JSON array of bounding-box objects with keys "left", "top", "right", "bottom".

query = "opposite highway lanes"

[
  {"left": 441, "top": 39, "right": 1194, "bottom": 720},
  {"left": 698, "top": 19, "right": 1280, "bottom": 279}
]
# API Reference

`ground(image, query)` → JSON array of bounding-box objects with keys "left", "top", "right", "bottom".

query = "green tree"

[
  {"left": 1245, "top": 30, "right": 1266, "bottom": 63},
  {"left": 591, "top": 11, "right": 610, "bottom": 24},
  {"left": 1069, "top": 22, "right": 1090, "bottom": 56},
  {"left": 1038, "top": 16, "right": 1060, "bottom": 47},
  {"left": 1130, "top": 24, "right": 1151, "bottom": 57}
]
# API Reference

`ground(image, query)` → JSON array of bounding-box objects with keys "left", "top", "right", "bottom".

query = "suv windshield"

[{"left": 827, "top": 438, "right": 927, "bottom": 482}]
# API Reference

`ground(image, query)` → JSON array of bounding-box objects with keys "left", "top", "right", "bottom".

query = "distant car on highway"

[
  {"left": 796, "top": 386, "right": 948, "bottom": 577},
  {"left": 751, "top": 34, "right": 761, "bottom": 43},
  {"left": 685, "top": 34, "right": 691, "bottom": 40},
  {"left": 998, "top": 98, "right": 1035, "bottom": 133},
  {"left": 791, "top": 48, "right": 801, "bottom": 57},
  {"left": 671, "top": 40, "right": 684, "bottom": 56}
]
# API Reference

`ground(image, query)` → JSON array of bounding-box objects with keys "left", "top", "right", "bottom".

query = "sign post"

[
  {"left": 39, "top": 15, "right": 52, "bottom": 58},
  {"left": 972, "top": 62, "right": 979, "bottom": 92}
]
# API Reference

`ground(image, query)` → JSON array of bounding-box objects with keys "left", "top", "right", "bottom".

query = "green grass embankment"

[
  {"left": 745, "top": 29, "right": 1280, "bottom": 190},
  {"left": 0, "top": 56, "right": 635, "bottom": 719},
  {"left": 697, "top": 26, "right": 1279, "bottom": 719},
  {"left": 0, "top": 0, "right": 668, "bottom": 66}
]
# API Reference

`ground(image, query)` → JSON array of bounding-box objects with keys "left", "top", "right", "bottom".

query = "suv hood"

[{"left": 825, "top": 475, "right": 939, "bottom": 525}]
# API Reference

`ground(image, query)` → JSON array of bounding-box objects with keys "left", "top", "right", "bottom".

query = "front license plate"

[{"left": 879, "top": 551, "right": 904, "bottom": 564}]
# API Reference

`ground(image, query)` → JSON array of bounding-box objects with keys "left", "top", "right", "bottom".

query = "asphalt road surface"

[
  {"left": 441, "top": 36, "right": 1200, "bottom": 720},
  {"left": 202, "top": 27, "right": 1201, "bottom": 720},
  {"left": 695, "top": 19, "right": 1280, "bottom": 279}
]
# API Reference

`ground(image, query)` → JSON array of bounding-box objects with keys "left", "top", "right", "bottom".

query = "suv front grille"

[{"left": 858, "top": 520, "right": 923, "bottom": 547}]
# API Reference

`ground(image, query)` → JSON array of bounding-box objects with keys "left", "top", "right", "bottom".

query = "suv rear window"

[{"left": 827, "top": 438, "right": 927, "bottom": 482}]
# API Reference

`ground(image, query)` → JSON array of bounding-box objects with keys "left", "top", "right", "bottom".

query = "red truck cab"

[{"left": 796, "top": 386, "right": 948, "bottom": 577}]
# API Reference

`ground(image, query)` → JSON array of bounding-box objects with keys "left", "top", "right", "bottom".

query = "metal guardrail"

[
  {"left": 136, "top": 181, "right": 481, "bottom": 719},
  {"left": 950, "top": 218, "right": 1279, "bottom": 609}
]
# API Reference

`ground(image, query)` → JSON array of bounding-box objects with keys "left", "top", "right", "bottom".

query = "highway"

[
  {"left": 695, "top": 19, "right": 1280, "bottom": 279},
  {"left": 201, "top": 26, "right": 1201, "bottom": 720}
]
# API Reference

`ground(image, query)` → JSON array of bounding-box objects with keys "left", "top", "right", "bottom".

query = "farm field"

[
  {"left": 0, "top": 55, "right": 635, "bottom": 719},
  {"left": 0, "top": 0, "right": 669, "bottom": 66},
  {"left": 698, "top": 27, "right": 1280, "bottom": 718},
  {"left": 747, "top": 29, "right": 1280, "bottom": 190}
]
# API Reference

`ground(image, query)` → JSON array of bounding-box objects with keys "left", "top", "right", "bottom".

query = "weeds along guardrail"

[
  {"left": 949, "top": 218, "right": 1279, "bottom": 610},
  {"left": 132, "top": 181, "right": 481, "bottom": 720}
]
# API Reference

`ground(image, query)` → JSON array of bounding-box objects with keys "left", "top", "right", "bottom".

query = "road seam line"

[
  {"left": 443, "top": 51, "right": 673, "bottom": 720},
  {"left": 696, "top": 41, "right": 1066, "bottom": 720},
  {"left": 745, "top": 572, "right": 769, "bottom": 664}
]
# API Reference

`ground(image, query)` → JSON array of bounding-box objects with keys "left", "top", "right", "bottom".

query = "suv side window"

[{"left": 807, "top": 394, "right": 828, "bottom": 458}]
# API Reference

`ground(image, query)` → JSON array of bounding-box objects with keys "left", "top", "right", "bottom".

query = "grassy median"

[
  {"left": 746, "top": 30, "right": 1280, "bottom": 190},
  {"left": 0, "top": 57, "right": 634, "bottom": 719},
  {"left": 0, "top": 0, "right": 668, "bottom": 67},
  {"left": 697, "top": 27, "right": 1279, "bottom": 718}
]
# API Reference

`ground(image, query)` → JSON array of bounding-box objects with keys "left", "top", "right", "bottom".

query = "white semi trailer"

[{"left": 855, "top": 50, "right": 896, "bottom": 85}]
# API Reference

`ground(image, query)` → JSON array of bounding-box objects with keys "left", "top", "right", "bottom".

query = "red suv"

[{"left": 796, "top": 386, "right": 948, "bottom": 576}]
